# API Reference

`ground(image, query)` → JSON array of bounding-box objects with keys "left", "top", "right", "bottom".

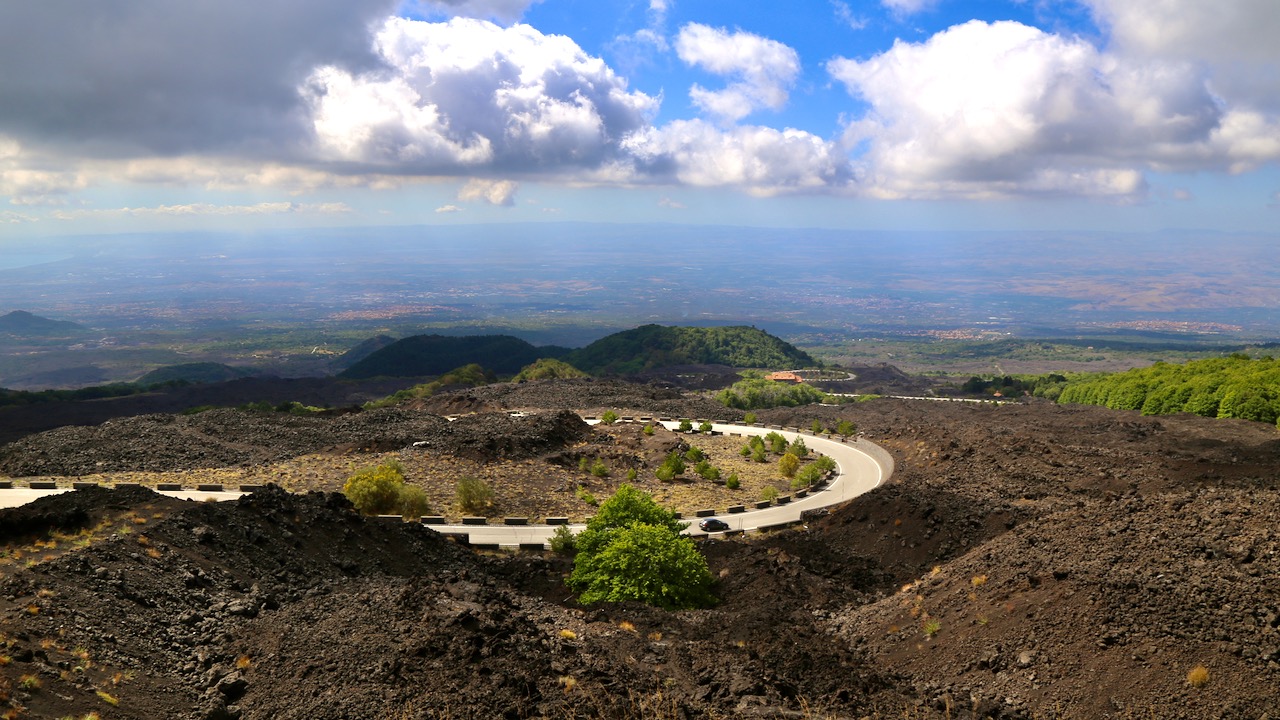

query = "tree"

[
  {"left": 567, "top": 485, "right": 713, "bottom": 610},
  {"left": 779, "top": 452, "right": 800, "bottom": 478},
  {"left": 684, "top": 446, "right": 705, "bottom": 462},
  {"left": 810, "top": 420, "right": 824, "bottom": 433},
  {"left": 787, "top": 437, "right": 809, "bottom": 458},
  {"left": 725, "top": 472, "right": 740, "bottom": 489},
  {"left": 836, "top": 419, "right": 857, "bottom": 436},
  {"left": 698, "top": 421, "right": 714, "bottom": 433},
  {"left": 766, "top": 432, "right": 788, "bottom": 455},
  {"left": 678, "top": 419, "right": 694, "bottom": 432},
  {"left": 743, "top": 412, "right": 757, "bottom": 424},
  {"left": 600, "top": 410, "right": 619, "bottom": 425},
  {"left": 591, "top": 459, "right": 610, "bottom": 477},
  {"left": 512, "top": 357, "right": 588, "bottom": 382}
]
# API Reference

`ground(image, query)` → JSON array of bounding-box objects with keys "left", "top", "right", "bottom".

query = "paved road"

[
  {"left": 0, "top": 419, "right": 894, "bottom": 546},
  {"left": 433, "top": 419, "right": 892, "bottom": 545}
]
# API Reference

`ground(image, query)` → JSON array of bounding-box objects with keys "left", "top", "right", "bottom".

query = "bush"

[
  {"left": 698, "top": 421, "right": 713, "bottom": 433},
  {"left": 765, "top": 432, "right": 787, "bottom": 455},
  {"left": 567, "top": 485, "right": 713, "bottom": 610},
  {"left": 343, "top": 461, "right": 408, "bottom": 515},
  {"left": 716, "top": 378, "right": 828, "bottom": 410},
  {"left": 678, "top": 419, "right": 693, "bottom": 432},
  {"left": 836, "top": 420, "right": 857, "bottom": 436},
  {"left": 695, "top": 461, "right": 720, "bottom": 481},
  {"left": 655, "top": 465, "right": 676, "bottom": 482},
  {"left": 739, "top": 444, "right": 752, "bottom": 457},
  {"left": 456, "top": 476, "right": 495, "bottom": 515},
  {"left": 662, "top": 451, "right": 686, "bottom": 475},
  {"left": 813, "top": 455, "right": 836, "bottom": 473},
  {"left": 579, "top": 456, "right": 590, "bottom": 472},
  {"left": 795, "top": 462, "right": 823, "bottom": 487},
  {"left": 398, "top": 485, "right": 432, "bottom": 520},
  {"left": 591, "top": 459, "right": 609, "bottom": 478},
  {"left": 751, "top": 446, "right": 768, "bottom": 463},
  {"left": 725, "top": 473, "right": 740, "bottom": 489},
  {"left": 779, "top": 452, "right": 800, "bottom": 478},
  {"left": 549, "top": 525, "right": 578, "bottom": 555},
  {"left": 600, "top": 410, "right": 619, "bottom": 425},
  {"left": 684, "top": 446, "right": 705, "bottom": 462},
  {"left": 810, "top": 420, "right": 824, "bottom": 433},
  {"left": 642, "top": 423, "right": 655, "bottom": 436},
  {"left": 625, "top": 467, "right": 638, "bottom": 481},
  {"left": 743, "top": 412, "right": 757, "bottom": 424},
  {"left": 576, "top": 486, "right": 598, "bottom": 506},
  {"left": 787, "top": 437, "right": 809, "bottom": 458},
  {"left": 760, "top": 485, "right": 779, "bottom": 502}
]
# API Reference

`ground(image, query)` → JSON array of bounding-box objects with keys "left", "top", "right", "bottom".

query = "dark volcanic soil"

[{"left": 2, "top": 381, "right": 1279, "bottom": 718}]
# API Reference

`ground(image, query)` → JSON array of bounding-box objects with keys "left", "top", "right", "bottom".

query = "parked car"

[{"left": 698, "top": 518, "right": 730, "bottom": 532}]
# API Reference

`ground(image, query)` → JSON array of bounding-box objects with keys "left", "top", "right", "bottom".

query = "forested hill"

[
  {"left": 1056, "top": 354, "right": 1280, "bottom": 426},
  {"left": 563, "top": 325, "right": 816, "bottom": 375},
  {"left": 0, "top": 310, "right": 85, "bottom": 337},
  {"left": 339, "top": 335, "right": 567, "bottom": 379}
]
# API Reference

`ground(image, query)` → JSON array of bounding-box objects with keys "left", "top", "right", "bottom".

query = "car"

[{"left": 698, "top": 518, "right": 730, "bottom": 533}]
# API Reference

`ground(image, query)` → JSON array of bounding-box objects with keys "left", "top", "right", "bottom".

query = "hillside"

[
  {"left": 1054, "top": 354, "right": 1280, "bottom": 425},
  {"left": 1, "top": 392, "right": 1278, "bottom": 718},
  {"left": 338, "top": 334, "right": 567, "bottom": 379},
  {"left": 0, "top": 310, "right": 85, "bottom": 337},
  {"left": 564, "top": 324, "right": 815, "bottom": 375},
  {"left": 136, "top": 362, "right": 258, "bottom": 386}
]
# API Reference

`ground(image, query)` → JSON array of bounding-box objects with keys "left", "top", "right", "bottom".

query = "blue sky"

[{"left": 1, "top": 0, "right": 1278, "bottom": 238}]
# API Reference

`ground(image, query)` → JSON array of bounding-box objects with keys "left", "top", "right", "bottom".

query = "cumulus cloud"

[
  {"left": 0, "top": 0, "right": 398, "bottom": 157},
  {"left": 458, "top": 178, "right": 519, "bottom": 205},
  {"left": 675, "top": 24, "right": 801, "bottom": 124},
  {"left": 0, "top": 137, "right": 89, "bottom": 206},
  {"left": 827, "top": 20, "right": 1244, "bottom": 198},
  {"left": 435, "top": 204, "right": 463, "bottom": 213},
  {"left": 658, "top": 197, "right": 685, "bottom": 209},
  {"left": 305, "top": 17, "right": 658, "bottom": 174},
  {"left": 624, "top": 120, "right": 849, "bottom": 194}
]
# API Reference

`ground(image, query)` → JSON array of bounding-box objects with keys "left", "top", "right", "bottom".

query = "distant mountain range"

[
  {"left": 0, "top": 310, "right": 85, "bottom": 337},
  {"left": 340, "top": 324, "right": 815, "bottom": 379}
]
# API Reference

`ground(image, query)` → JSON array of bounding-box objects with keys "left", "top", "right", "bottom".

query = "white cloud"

[
  {"left": 435, "top": 204, "right": 463, "bottom": 213},
  {"left": 881, "top": 0, "right": 938, "bottom": 16},
  {"left": 832, "top": 1, "right": 868, "bottom": 30},
  {"left": 827, "top": 20, "right": 1255, "bottom": 199},
  {"left": 458, "top": 178, "right": 519, "bottom": 205},
  {"left": 1172, "top": 188, "right": 1193, "bottom": 201},
  {"left": 675, "top": 24, "right": 801, "bottom": 124},
  {"left": 305, "top": 17, "right": 658, "bottom": 174},
  {"left": 624, "top": 120, "right": 849, "bottom": 194},
  {"left": 658, "top": 196, "right": 685, "bottom": 209}
]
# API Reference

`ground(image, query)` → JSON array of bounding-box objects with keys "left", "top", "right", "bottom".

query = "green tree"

[
  {"left": 766, "top": 432, "right": 788, "bottom": 455},
  {"left": 836, "top": 420, "right": 857, "bottom": 436},
  {"left": 591, "top": 459, "right": 610, "bottom": 477},
  {"left": 743, "top": 412, "right": 757, "bottom": 424},
  {"left": 642, "top": 423, "right": 656, "bottom": 436},
  {"left": 456, "top": 476, "right": 495, "bottom": 515},
  {"left": 600, "top": 410, "right": 620, "bottom": 425},
  {"left": 810, "top": 420, "right": 824, "bottom": 433},
  {"left": 751, "top": 446, "right": 768, "bottom": 463},
  {"left": 678, "top": 419, "right": 694, "bottom": 432},
  {"left": 567, "top": 485, "right": 712, "bottom": 610},
  {"left": 684, "top": 446, "right": 705, "bottom": 462},
  {"left": 725, "top": 472, "right": 740, "bottom": 489},
  {"left": 760, "top": 485, "right": 779, "bottom": 502},
  {"left": 778, "top": 452, "right": 800, "bottom": 478},
  {"left": 549, "top": 525, "right": 578, "bottom": 555},
  {"left": 787, "top": 437, "right": 809, "bottom": 458},
  {"left": 512, "top": 357, "right": 588, "bottom": 382},
  {"left": 698, "top": 421, "right": 713, "bottom": 433}
]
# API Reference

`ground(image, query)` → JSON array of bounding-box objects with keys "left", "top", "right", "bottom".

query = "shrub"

[
  {"left": 739, "top": 444, "right": 752, "bottom": 457},
  {"left": 343, "top": 461, "right": 408, "bottom": 515},
  {"left": 725, "top": 473, "right": 740, "bottom": 490},
  {"left": 398, "top": 485, "right": 432, "bottom": 520},
  {"left": 695, "top": 461, "right": 720, "bottom": 481},
  {"left": 923, "top": 620, "right": 941, "bottom": 638},
  {"left": 678, "top": 419, "right": 693, "bottom": 432},
  {"left": 576, "top": 486, "right": 598, "bottom": 506},
  {"left": 795, "top": 463, "right": 823, "bottom": 487},
  {"left": 642, "top": 423, "right": 655, "bottom": 436},
  {"left": 456, "top": 476, "right": 495, "bottom": 514},
  {"left": 684, "top": 446, "right": 705, "bottom": 462},
  {"left": 836, "top": 420, "right": 857, "bottom": 436},
  {"left": 810, "top": 420, "right": 824, "bottom": 433},
  {"left": 662, "top": 451, "right": 686, "bottom": 475},
  {"left": 787, "top": 437, "right": 809, "bottom": 458},
  {"left": 600, "top": 410, "right": 619, "bottom": 425},
  {"left": 578, "top": 456, "right": 590, "bottom": 472},
  {"left": 743, "top": 412, "right": 757, "bottom": 424},
  {"left": 760, "top": 485, "right": 779, "bottom": 502},
  {"left": 591, "top": 459, "right": 609, "bottom": 478},
  {"left": 625, "top": 467, "right": 638, "bottom": 481},
  {"left": 567, "top": 485, "right": 713, "bottom": 610},
  {"left": 813, "top": 455, "right": 836, "bottom": 473},
  {"left": 765, "top": 432, "right": 787, "bottom": 455},
  {"left": 778, "top": 452, "right": 800, "bottom": 478},
  {"left": 751, "top": 446, "right": 767, "bottom": 463},
  {"left": 655, "top": 465, "right": 676, "bottom": 483},
  {"left": 1187, "top": 665, "right": 1210, "bottom": 688},
  {"left": 549, "top": 525, "right": 578, "bottom": 555},
  {"left": 698, "top": 421, "right": 713, "bottom": 433}
]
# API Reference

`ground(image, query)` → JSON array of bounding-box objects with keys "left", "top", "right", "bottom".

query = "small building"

[{"left": 765, "top": 371, "right": 803, "bottom": 383}]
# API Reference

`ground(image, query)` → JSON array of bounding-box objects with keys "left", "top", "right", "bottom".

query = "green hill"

[
  {"left": 563, "top": 325, "right": 816, "bottom": 375},
  {"left": 339, "top": 334, "right": 567, "bottom": 379},
  {"left": 332, "top": 334, "right": 398, "bottom": 371},
  {"left": 0, "top": 310, "right": 85, "bottom": 337},
  {"left": 1055, "top": 354, "right": 1280, "bottom": 426},
  {"left": 136, "top": 362, "right": 257, "bottom": 386}
]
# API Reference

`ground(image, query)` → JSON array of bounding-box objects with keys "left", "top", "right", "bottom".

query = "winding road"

[{"left": 0, "top": 418, "right": 894, "bottom": 547}]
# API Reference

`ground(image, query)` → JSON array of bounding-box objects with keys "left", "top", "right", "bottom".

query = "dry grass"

[
  {"left": 558, "top": 629, "right": 577, "bottom": 640},
  {"left": 1186, "top": 664, "right": 1210, "bottom": 688}
]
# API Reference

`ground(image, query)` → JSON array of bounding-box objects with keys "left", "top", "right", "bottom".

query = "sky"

[{"left": 1, "top": 0, "right": 1279, "bottom": 238}]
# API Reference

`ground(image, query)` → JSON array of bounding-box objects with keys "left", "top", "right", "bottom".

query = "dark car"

[{"left": 698, "top": 518, "right": 730, "bottom": 533}]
